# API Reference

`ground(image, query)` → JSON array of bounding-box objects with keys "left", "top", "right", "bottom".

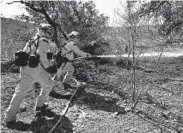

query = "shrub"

[{"left": 1, "top": 60, "right": 19, "bottom": 73}]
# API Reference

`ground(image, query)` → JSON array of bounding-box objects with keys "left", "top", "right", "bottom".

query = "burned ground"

[{"left": 1, "top": 56, "right": 183, "bottom": 133}]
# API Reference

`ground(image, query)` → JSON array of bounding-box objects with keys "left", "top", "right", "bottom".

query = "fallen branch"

[
  {"left": 167, "top": 78, "right": 183, "bottom": 82},
  {"left": 154, "top": 84, "right": 175, "bottom": 95},
  {"left": 136, "top": 109, "right": 183, "bottom": 133},
  {"left": 142, "top": 92, "right": 169, "bottom": 110},
  {"left": 135, "top": 65, "right": 156, "bottom": 73}
]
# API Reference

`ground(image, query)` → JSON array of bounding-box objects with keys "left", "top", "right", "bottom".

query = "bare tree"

[{"left": 7, "top": 1, "right": 108, "bottom": 48}]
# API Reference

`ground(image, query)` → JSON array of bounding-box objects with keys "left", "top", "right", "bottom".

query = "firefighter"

[
  {"left": 55, "top": 31, "right": 92, "bottom": 89},
  {"left": 5, "top": 23, "right": 57, "bottom": 127}
]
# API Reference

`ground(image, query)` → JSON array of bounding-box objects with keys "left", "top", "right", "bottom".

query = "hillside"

[
  {"left": 1, "top": 17, "right": 36, "bottom": 59},
  {"left": 1, "top": 17, "right": 113, "bottom": 59},
  {"left": 104, "top": 25, "right": 183, "bottom": 53},
  {"left": 2, "top": 17, "right": 183, "bottom": 60},
  {"left": 1, "top": 17, "right": 183, "bottom": 133},
  {"left": 1, "top": 56, "right": 183, "bottom": 133}
]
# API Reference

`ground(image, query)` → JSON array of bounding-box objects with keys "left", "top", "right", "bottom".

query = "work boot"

[{"left": 35, "top": 103, "right": 48, "bottom": 111}]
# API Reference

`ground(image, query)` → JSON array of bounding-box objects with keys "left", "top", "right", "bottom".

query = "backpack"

[
  {"left": 55, "top": 41, "right": 72, "bottom": 68},
  {"left": 14, "top": 50, "right": 29, "bottom": 66},
  {"left": 14, "top": 36, "right": 40, "bottom": 67},
  {"left": 27, "top": 36, "right": 40, "bottom": 68}
]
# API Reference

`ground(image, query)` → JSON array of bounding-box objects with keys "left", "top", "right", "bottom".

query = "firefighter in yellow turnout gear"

[
  {"left": 5, "top": 23, "right": 57, "bottom": 126},
  {"left": 55, "top": 31, "right": 92, "bottom": 88}
]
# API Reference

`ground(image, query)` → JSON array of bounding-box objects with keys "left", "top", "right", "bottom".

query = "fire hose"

[
  {"left": 48, "top": 55, "right": 119, "bottom": 133},
  {"left": 70, "top": 55, "right": 119, "bottom": 62},
  {"left": 48, "top": 78, "right": 80, "bottom": 133}
]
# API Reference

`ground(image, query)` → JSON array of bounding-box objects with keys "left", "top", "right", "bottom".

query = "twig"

[
  {"left": 136, "top": 109, "right": 183, "bottom": 133},
  {"left": 154, "top": 83, "right": 175, "bottom": 95},
  {"left": 6, "top": 0, "right": 22, "bottom": 4},
  {"left": 135, "top": 65, "right": 156, "bottom": 73},
  {"left": 167, "top": 78, "right": 183, "bottom": 82},
  {"left": 153, "top": 49, "right": 163, "bottom": 70},
  {"left": 132, "top": 85, "right": 149, "bottom": 110}
]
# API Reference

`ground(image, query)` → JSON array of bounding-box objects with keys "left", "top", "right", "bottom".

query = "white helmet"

[
  {"left": 38, "top": 23, "right": 53, "bottom": 35},
  {"left": 39, "top": 23, "right": 53, "bottom": 30},
  {"left": 68, "top": 31, "right": 79, "bottom": 38}
]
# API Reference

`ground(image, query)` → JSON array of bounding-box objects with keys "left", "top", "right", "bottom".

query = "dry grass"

[
  {"left": 1, "top": 16, "right": 183, "bottom": 133},
  {"left": 1, "top": 56, "right": 183, "bottom": 133}
]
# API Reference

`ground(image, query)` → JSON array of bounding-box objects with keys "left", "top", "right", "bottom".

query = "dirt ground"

[{"left": 1, "top": 56, "right": 183, "bottom": 133}]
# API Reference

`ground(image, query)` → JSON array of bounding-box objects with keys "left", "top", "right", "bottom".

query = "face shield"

[
  {"left": 68, "top": 31, "right": 80, "bottom": 39},
  {"left": 38, "top": 23, "right": 54, "bottom": 38}
]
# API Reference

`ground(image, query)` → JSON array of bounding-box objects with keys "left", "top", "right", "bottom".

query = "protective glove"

[
  {"left": 47, "top": 52, "right": 53, "bottom": 60},
  {"left": 45, "top": 65, "right": 57, "bottom": 74}
]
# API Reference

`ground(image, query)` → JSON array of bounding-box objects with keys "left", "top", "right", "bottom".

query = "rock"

[
  {"left": 114, "top": 112, "right": 119, "bottom": 116},
  {"left": 125, "top": 107, "right": 131, "bottom": 112},
  {"left": 129, "top": 127, "right": 138, "bottom": 132}
]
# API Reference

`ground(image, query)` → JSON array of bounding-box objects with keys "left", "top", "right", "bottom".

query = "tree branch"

[
  {"left": 39, "top": 3, "right": 55, "bottom": 26},
  {"left": 6, "top": 0, "right": 22, "bottom": 4},
  {"left": 71, "top": 3, "right": 82, "bottom": 23},
  {"left": 9, "top": 1, "right": 69, "bottom": 44},
  {"left": 165, "top": 18, "right": 183, "bottom": 35}
]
